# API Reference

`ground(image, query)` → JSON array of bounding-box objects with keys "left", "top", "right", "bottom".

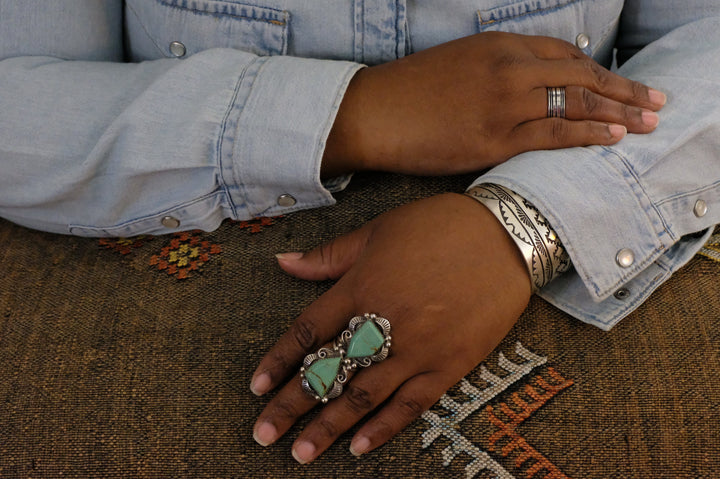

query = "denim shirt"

[{"left": 1, "top": 0, "right": 719, "bottom": 329}]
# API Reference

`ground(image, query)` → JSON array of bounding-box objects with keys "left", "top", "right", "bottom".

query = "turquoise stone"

[
  {"left": 347, "top": 321, "right": 385, "bottom": 358},
  {"left": 306, "top": 356, "right": 342, "bottom": 397}
]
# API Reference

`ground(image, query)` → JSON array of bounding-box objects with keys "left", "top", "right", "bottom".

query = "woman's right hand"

[{"left": 322, "top": 31, "right": 666, "bottom": 178}]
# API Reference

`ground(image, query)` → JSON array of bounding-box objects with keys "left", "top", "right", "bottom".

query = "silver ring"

[
  {"left": 300, "top": 313, "right": 391, "bottom": 403},
  {"left": 547, "top": 87, "right": 566, "bottom": 118}
]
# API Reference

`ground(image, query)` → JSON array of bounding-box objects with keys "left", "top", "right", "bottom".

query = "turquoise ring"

[{"left": 300, "top": 313, "right": 392, "bottom": 403}]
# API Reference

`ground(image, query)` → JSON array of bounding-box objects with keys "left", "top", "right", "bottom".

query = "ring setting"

[{"left": 300, "top": 313, "right": 392, "bottom": 403}]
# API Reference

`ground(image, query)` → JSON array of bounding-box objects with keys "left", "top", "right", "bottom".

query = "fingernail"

[
  {"left": 642, "top": 110, "right": 659, "bottom": 128},
  {"left": 254, "top": 422, "right": 277, "bottom": 447},
  {"left": 250, "top": 372, "right": 271, "bottom": 396},
  {"left": 275, "top": 252, "right": 304, "bottom": 261},
  {"left": 648, "top": 88, "right": 667, "bottom": 106},
  {"left": 292, "top": 441, "right": 316, "bottom": 464},
  {"left": 350, "top": 436, "right": 371, "bottom": 457},
  {"left": 608, "top": 124, "right": 627, "bottom": 139}
]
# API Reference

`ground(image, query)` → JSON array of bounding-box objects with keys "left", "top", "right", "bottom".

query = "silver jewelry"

[
  {"left": 300, "top": 313, "right": 391, "bottom": 403},
  {"left": 300, "top": 347, "right": 348, "bottom": 403},
  {"left": 465, "top": 184, "right": 571, "bottom": 291},
  {"left": 547, "top": 87, "right": 566, "bottom": 118}
]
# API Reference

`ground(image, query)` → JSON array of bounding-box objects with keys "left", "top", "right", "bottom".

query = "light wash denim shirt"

[{"left": 1, "top": 0, "right": 719, "bottom": 329}]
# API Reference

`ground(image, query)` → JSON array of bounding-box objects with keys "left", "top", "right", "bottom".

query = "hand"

[
  {"left": 322, "top": 31, "right": 666, "bottom": 178},
  {"left": 250, "top": 193, "right": 532, "bottom": 463}
]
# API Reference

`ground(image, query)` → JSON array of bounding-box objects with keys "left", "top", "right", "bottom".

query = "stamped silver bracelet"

[{"left": 465, "top": 184, "right": 571, "bottom": 291}]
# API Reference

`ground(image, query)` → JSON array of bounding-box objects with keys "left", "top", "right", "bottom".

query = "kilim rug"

[{"left": 0, "top": 173, "right": 718, "bottom": 478}]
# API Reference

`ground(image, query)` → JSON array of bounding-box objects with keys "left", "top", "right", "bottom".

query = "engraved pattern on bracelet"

[{"left": 465, "top": 184, "right": 571, "bottom": 291}]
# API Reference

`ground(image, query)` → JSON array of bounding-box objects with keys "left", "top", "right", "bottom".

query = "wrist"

[{"left": 321, "top": 67, "right": 373, "bottom": 179}]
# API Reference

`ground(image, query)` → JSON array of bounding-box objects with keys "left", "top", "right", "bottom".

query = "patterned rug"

[
  {"left": 1, "top": 172, "right": 718, "bottom": 478},
  {"left": 699, "top": 233, "right": 720, "bottom": 263}
]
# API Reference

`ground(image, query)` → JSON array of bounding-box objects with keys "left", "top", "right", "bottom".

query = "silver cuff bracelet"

[{"left": 465, "top": 184, "right": 571, "bottom": 291}]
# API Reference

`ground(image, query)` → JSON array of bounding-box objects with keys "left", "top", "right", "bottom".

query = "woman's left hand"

[{"left": 250, "top": 193, "right": 533, "bottom": 463}]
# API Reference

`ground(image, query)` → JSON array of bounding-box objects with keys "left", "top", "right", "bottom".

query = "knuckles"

[
  {"left": 343, "top": 384, "right": 375, "bottom": 414},
  {"left": 314, "top": 417, "right": 341, "bottom": 439},
  {"left": 580, "top": 87, "right": 601, "bottom": 115},
  {"left": 549, "top": 119, "right": 570, "bottom": 143},
  {"left": 290, "top": 319, "right": 319, "bottom": 352},
  {"left": 629, "top": 80, "right": 647, "bottom": 104},
  {"left": 272, "top": 398, "right": 303, "bottom": 421},
  {"left": 584, "top": 59, "right": 611, "bottom": 91},
  {"left": 396, "top": 395, "right": 426, "bottom": 418}
]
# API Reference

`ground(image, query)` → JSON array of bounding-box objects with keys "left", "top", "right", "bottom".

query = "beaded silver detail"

[{"left": 465, "top": 184, "right": 571, "bottom": 291}]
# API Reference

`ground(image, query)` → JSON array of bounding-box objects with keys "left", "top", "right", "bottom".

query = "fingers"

[
  {"left": 510, "top": 118, "right": 628, "bottom": 152},
  {"left": 349, "top": 371, "right": 453, "bottom": 457},
  {"left": 289, "top": 359, "right": 406, "bottom": 463},
  {"left": 293, "top": 364, "right": 448, "bottom": 463},
  {"left": 277, "top": 225, "right": 372, "bottom": 281},
  {"left": 527, "top": 86, "right": 660, "bottom": 134},
  {"left": 253, "top": 370, "right": 319, "bottom": 447},
  {"left": 250, "top": 289, "right": 355, "bottom": 396},
  {"left": 257, "top": 225, "right": 376, "bottom": 396},
  {"left": 521, "top": 37, "right": 666, "bottom": 111},
  {"left": 537, "top": 58, "right": 666, "bottom": 111},
  {"left": 255, "top": 355, "right": 450, "bottom": 465}
]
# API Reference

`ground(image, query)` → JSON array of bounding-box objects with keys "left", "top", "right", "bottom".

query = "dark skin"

[
  {"left": 251, "top": 32, "right": 666, "bottom": 464},
  {"left": 322, "top": 32, "right": 664, "bottom": 178},
  {"left": 253, "top": 194, "right": 531, "bottom": 463}
]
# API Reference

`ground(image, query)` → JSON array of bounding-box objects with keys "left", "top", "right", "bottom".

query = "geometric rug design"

[
  {"left": 98, "top": 216, "right": 283, "bottom": 279},
  {"left": 422, "top": 343, "right": 574, "bottom": 479},
  {"left": 699, "top": 232, "right": 720, "bottom": 263}
]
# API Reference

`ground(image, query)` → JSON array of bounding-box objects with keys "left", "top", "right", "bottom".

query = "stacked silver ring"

[{"left": 547, "top": 87, "right": 566, "bottom": 118}]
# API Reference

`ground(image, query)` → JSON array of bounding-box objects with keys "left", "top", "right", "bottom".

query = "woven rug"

[{"left": 1, "top": 173, "right": 718, "bottom": 478}]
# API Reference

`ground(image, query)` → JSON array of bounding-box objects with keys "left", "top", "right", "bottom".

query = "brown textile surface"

[{"left": 1, "top": 173, "right": 718, "bottom": 479}]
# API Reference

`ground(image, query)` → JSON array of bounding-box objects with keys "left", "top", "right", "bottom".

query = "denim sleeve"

[
  {"left": 474, "top": 16, "right": 720, "bottom": 329},
  {"left": 0, "top": 3, "right": 361, "bottom": 236}
]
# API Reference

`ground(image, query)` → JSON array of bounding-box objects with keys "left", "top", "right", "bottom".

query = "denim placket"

[{"left": 353, "top": 0, "right": 407, "bottom": 65}]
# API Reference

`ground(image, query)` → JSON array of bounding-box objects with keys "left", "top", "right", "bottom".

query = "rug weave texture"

[{"left": 0, "top": 173, "right": 718, "bottom": 478}]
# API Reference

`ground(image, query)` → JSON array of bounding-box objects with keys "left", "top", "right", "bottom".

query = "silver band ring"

[
  {"left": 300, "top": 313, "right": 392, "bottom": 403},
  {"left": 547, "top": 87, "right": 566, "bottom": 118}
]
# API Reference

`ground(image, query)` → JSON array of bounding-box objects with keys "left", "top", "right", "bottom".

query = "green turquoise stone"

[
  {"left": 306, "top": 356, "right": 342, "bottom": 397},
  {"left": 347, "top": 321, "right": 385, "bottom": 358}
]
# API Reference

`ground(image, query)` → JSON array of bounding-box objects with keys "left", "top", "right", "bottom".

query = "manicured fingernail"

[
  {"left": 608, "top": 124, "right": 627, "bottom": 139},
  {"left": 254, "top": 422, "right": 277, "bottom": 447},
  {"left": 275, "top": 252, "right": 304, "bottom": 261},
  {"left": 250, "top": 372, "right": 271, "bottom": 396},
  {"left": 292, "top": 441, "right": 316, "bottom": 464},
  {"left": 350, "top": 436, "right": 371, "bottom": 457},
  {"left": 648, "top": 88, "right": 667, "bottom": 106},
  {"left": 642, "top": 110, "right": 659, "bottom": 128}
]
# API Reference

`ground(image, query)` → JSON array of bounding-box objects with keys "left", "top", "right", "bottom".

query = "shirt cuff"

[
  {"left": 221, "top": 55, "right": 364, "bottom": 219},
  {"left": 475, "top": 145, "right": 675, "bottom": 303}
]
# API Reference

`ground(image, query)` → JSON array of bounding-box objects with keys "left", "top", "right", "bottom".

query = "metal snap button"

[
  {"left": 277, "top": 194, "right": 297, "bottom": 207},
  {"left": 694, "top": 199, "right": 708, "bottom": 218},
  {"left": 575, "top": 33, "right": 590, "bottom": 50},
  {"left": 161, "top": 216, "right": 181, "bottom": 228},
  {"left": 614, "top": 287, "right": 630, "bottom": 300},
  {"left": 169, "top": 41, "right": 186, "bottom": 58},
  {"left": 616, "top": 248, "right": 635, "bottom": 268}
]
